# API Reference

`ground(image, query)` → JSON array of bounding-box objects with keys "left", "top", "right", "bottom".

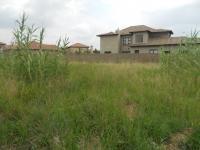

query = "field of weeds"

[{"left": 0, "top": 53, "right": 199, "bottom": 149}]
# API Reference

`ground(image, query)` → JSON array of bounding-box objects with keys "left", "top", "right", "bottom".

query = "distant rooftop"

[
  {"left": 120, "top": 25, "right": 173, "bottom": 35},
  {"left": 69, "top": 43, "right": 89, "bottom": 48},
  {"left": 5, "top": 41, "right": 57, "bottom": 50},
  {"left": 30, "top": 41, "right": 57, "bottom": 50}
]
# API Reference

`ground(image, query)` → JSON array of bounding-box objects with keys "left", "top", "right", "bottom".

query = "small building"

[
  {"left": 97, "top": 25, "right": 189, "bottom": 54},
  {"left": 30, "top": 41, "right": 58, "bottom": 51},
  {"left": 68, "top": 43, "right": 90, "bottom": 53}
]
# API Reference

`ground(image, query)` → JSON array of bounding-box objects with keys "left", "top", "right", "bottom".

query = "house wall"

[
  {"left": 100, "top": 35, "right": 120, "bottom": 54},
  {"left": 120, "top": 32, "right": 175, "bottom": 53}
]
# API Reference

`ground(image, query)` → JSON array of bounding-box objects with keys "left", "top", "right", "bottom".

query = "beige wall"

[{"left": 100, "top": 35, "right": 120, "bottom": 54}]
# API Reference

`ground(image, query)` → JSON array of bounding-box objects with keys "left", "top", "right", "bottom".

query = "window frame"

[
  {"left": 122, "top": 36, "right": 131, "bottom": 45},
  {"left": 135, "top": 34, "right": 144, "bottom": 43}
]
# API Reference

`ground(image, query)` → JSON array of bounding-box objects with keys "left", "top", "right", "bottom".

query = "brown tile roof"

[
  {"left": 97, "top": 32, "right": 118, "bottom": 37},
  {"left": 131, "top": 37, "right": 186, "bottom": 47},
  {"left": 97, "top": 25, "right": 173, "bottom": 36},
  {"left": 5, "top": 41, "right": 58, "bottom": 50},
  {"left": 69, "top": 43, "right": 89, "bottom": 48},
  {"left": 30, "top": 41, "right": 57, "bottom": 50},
  {"left": 120, "top": 25, "right": 173, "bottom": 35}
]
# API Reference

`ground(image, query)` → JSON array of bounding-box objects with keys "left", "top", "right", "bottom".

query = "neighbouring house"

[
  {"left": 29, "top": 41, "right": 58, "bottom": 51},
  {"left": 0, "top": 42, "right": 6, "bottom": 52},
  {"left": 5, "top": 41, "right": 58, "bottom": 51},
  {"left": 68, "top": 43, "right": 90, "bottom": 53},
  {"left": 97, "top": 25, "right": 188, "bottom": 54}
]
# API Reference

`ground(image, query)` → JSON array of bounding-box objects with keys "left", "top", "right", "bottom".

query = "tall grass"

[
  {"left": 160, "top": 34, "right": 200, "bottom": 149},
  {"left": 1, "top": 61, "right": 199, "bottom": 149},
  {"left": 1, "top": 13, "right": 69, "bottom": 83}
]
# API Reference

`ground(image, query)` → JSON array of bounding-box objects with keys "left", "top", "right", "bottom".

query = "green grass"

[{"left": 0, "top": 51, "right": 200, "bottom": 149}]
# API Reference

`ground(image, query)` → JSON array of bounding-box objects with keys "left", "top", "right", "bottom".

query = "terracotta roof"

[
  {"left": 97, "top": 32, "right": 118, "bottom": 37},
  {"left": 30, "top": 41, "right": 57, "bottom": 50},
  {"left": 5, "top": 41, "right": 57, "bottom": 50},
  {"left": 120, "top": 25, "right": 173, "bottom": 35},
  {"left": 131, "top": 37, "right": 186, "bottom": 47},
  {"left": 69, "top": 43, "right": 89, "bottom": 48}
]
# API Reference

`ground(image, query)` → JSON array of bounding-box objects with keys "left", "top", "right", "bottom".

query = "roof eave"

[{"left": 96, "top": 34, "right": 118, "bottom": 37}]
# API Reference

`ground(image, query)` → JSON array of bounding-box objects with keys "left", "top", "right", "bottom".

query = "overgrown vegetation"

[
  {"left": 2, "top": 13, "right": 68, "bottom": 82},
  {"left": 0, "top": 14, "right": 199, "bottom": 149}
]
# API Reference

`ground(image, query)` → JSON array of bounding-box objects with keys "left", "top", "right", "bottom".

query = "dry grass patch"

[
  {"left": 164, "top": 128, "right": 193, "bottom": 150},
  {"left": 120, "top": 99, "right": 138, "bottom": 120},
  {"left": 0, "top": 79, "right": 18, "bottom": 100}
]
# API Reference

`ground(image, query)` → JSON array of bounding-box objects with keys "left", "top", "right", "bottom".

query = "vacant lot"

[{"left": 0, "top": 52, "right": 200, "bottom": 149}]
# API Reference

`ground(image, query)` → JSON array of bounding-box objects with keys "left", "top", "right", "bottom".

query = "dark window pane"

[
  {"left": 135, "top": 34, "right": 143, "bottom": 43},
  {"left": 135, "top": 50, "right": 139, "bottom": 54}
]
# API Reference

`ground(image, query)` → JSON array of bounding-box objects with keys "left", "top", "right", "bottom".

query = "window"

[
  {"left": 104, "top": 51, "right": 111, "bottom": 54},
  {"left": 122, "top": 36, "right": 131, "bottom": 45},
  {"left": 135, "top": 50, "right": 140, "bottom": 54},
  {"left": 135, "top": 34, "right": 144, "bottom": 43},
  {"left": 149, "top": 49, "right": 158, "bottom": 54}
]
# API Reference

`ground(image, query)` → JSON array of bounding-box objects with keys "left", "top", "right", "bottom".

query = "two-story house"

[{"left": 97, "top": 25, "right": 185, "bottom": 54}]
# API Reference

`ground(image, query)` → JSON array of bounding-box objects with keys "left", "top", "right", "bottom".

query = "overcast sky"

[{"left": 0, "top": 0, "right": 199, "bottom": 48}]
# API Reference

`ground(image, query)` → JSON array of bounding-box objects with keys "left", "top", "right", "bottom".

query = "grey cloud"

[
  {"left": 147, "top": 0, "right": 200, "bottom": 35},
  {"left": 0, "top": 9, "right": 17, "bottom": 29},
  {"left": 24, "top": 0, "right": 71, "bottom": 27},
  {"left": 1, "top": 0, "right": 199, "bottom": 47}
]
